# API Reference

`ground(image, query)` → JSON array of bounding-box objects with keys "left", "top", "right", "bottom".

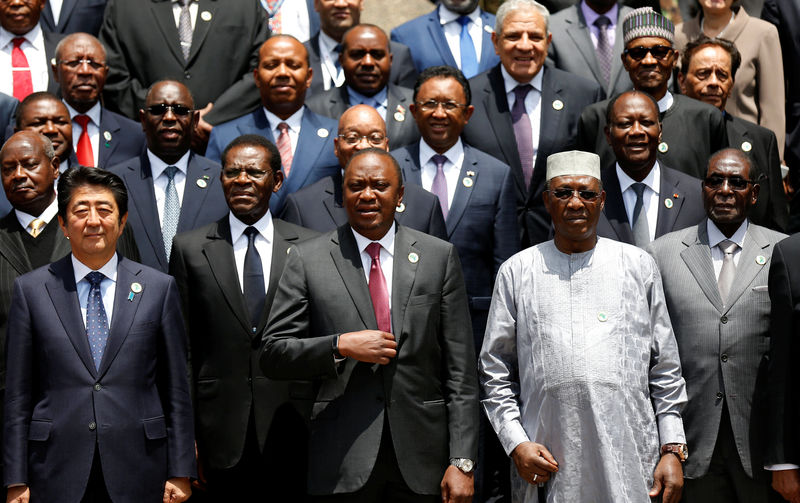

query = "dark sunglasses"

[
  {"left": 624, "top": 45, "right": 673, "bottom": 61},
  {"left": 146, "top": 104, "right": 192, "bottom": 116},
  {"left": 549, "top": 188, "right": 601, "bottom": 201},
  {"left": 703, "top": 175, "right": 755, "bottom": 190}
]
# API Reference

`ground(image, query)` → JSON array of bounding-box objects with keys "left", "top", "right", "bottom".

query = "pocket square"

[{"left": 752, "top": 285, "right": 768, "bottom": 292}]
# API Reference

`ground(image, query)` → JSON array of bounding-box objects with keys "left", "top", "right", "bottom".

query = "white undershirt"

[
  {"left": 15, "top": 198, "right": 58, "bottom": 234},
  {"left": 171, "top": 0, "right": 199, "bottom": 30},
  {"left": 706, "top": 218, "right": 747, "bottom": 279},
  {"left": 352, "top": 223, "right": 395, "bottom": 314}
]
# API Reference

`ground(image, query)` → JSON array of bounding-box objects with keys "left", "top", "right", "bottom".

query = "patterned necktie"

[
  {"left": 718, "top": 239, "right": 738, "bottom": 304},
  {"left": 243, "top": 226, "right": 265, "bottom": 330},
  {"left": 162, "top": 166, "right": 180, "bottom": 260},
  {"left": 28, "top": 218, "right": 45, "bottom": 238},
  {"left": 178, "top": 0, "right": 192, "bottom": 61},
  {"left": 593, "top": 15, "right": 613, "bottom": 87},
  {"left": 277, "top": 122, "right": 293, "bottom": 177},
  {"left": 85, "top": 271, "right": 109, "bottom": 370},
  {"left": 263, "top": 0, "right": 283, "bottom": 33},
  {"left": 431, "top": 154, "right": 449, "bottom": 220},
  {"left": 74, "top": 115, "right": 94, "bottom": 167},
  {"left": 631, "top": 182, "right": 650, "bottom": 247},
  {"left": 511, "top": 84, "right": 534, "bottom": 190},
  {"left": 366, "top": 242, "right": 391, "bottom": 333},
  {"left": 458, "top": 16, "right": 479, "bottom": 78},
  {"left": 11, "top": 37, "right": 32, "bottom": 102}
]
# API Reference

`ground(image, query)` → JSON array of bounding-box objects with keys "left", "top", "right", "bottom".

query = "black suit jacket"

[
  {"left": 597, "top": 162, "right": 705, "bottom": 244},
  {"left": 280, "top": 172, "right": 447, "bottom": 241},
  {"left": 96, "top": 107, "right": 146, "bottom": 169},
  {"left": 43, "top": 30, "right": 64, "bottom": 97},
  {"left": 99, "top": 0, "right": 268, "bottom": 125},
  {"left": 304, "top": 83, "right": 420, "bottom": 150},
  {"left": 304, "top": 34, "right": 418, "bottom": 98},
  {"left": 0, "top": 93, "right": 17, "bottom": 145},
  {"left": 40, "top": 0, "right": 107, "bottom": 36},
  {"left": 462, "top": 64, "right": 605, "bottom": 247},
  {"left": 261, "top": 225, "right": 479, "bottom": 495}
]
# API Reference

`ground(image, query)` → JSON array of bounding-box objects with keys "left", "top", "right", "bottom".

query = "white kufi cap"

[{"left": 546, "top": 151, "right": 601, "bottom": 181}]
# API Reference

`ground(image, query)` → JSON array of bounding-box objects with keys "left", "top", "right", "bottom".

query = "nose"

[
  {"left": 162, "top": 105, "right": 177, "bottom": 121},
  {"left": 86, "top": 206, "right": 101, "bottom": 225},
  {"left": 518, "top": 33, "right": 534, "bottom": 51},
  {"left": 332, "top": 0, "right": 348, "bottom": 6},
  {"left": 355, "top": 136, "right": 371, "bottom": 150},
  {"left": 641, "top": 49, "right": 658, "bottom": 65},
  {"left": 76, "top": 60, "right": 94, "bottom": 74},
  {"left": 11, "top": 165, "right": 27, "bottom": 180},
  {"left": 234, "top": 170, "right": 250, "bottom": 184},
  {"left": 41, "top": 120, "right": 58, "bottom": 135},
  {"left": 431, "top": 102, "right": 448, "bottom": 118}
]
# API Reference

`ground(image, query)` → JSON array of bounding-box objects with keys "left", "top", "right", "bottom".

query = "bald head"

[
  {"left": 255, "top": 35, "right": 312, "bottom": 119},
  {"left": 335, "top": 105, "right": 389, "bottom": 167}
]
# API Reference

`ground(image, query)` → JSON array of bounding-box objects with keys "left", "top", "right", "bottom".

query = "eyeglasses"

[
  {"left": 623, "top": 45, "right": 673, "bottom": 61},
  {"left": 703, "top": 175, "right": 755, "bottom": 190},
  {"left": 338, "top": 132, "right": 386, "bottom": 146},
  {"left": 146, "top": 104, "right": 192, "bottom": 116},
  {"left": 58, "top": 59, "right": 106, "bottom": 70},
  {"left": 222, "top": 167, "right": 270, "bottom": 180},
  {"left": 415, "top": 100, "right": 467, "bottom": 112},
  {"left": 549, "top": 188, "right": 601, "bottom": 201}
]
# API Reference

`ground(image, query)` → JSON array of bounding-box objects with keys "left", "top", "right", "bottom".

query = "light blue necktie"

[
  {"left": 85, "top": 271, "right": 109, "bottom": 370},
  {"left": 162, "top": 166, "right": 180, "bottom": 260},
  {"left": 458, "top": 16, "right": 479, "bottom": 78}
]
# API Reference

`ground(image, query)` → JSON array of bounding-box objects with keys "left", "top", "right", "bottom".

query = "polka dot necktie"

[{"left": 85, "top": 271, "right": 109, "bottom": 370}]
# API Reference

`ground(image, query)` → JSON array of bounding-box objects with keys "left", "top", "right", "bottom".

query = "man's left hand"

[
  {"left": 163, "top": 477, "right": 192, "bottom": 503},
  {"left": 192, "top": 102, "right": 214, "bottom": 153},
  {"left": 440, "top": 465, "right": 474, "bottom": 503},
  {"left": 650, "top": 453, "right": 683, "bottom": 503}
]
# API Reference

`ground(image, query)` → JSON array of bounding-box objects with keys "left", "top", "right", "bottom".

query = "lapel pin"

[
  {"left": 201, "top": 10, "right": 212, "bottom": 21},
  {"left": 484, "top": 25, "right": 493, "bottom": 34},
  {"left": 466, "top": 170, "right": 475, "bottom": 177},
  {"left": 658, "top": 142, "right": 669, "bottom": 153},
  {"left": 394, "top": 105, "right": 406, "bottom": 122},
  {"left": 196, "top": 178, "right": 208, "bottom": 188},
  {"left": 103, "top": 131, "right": 112, "bottom": 142},
  {"left": 131, "top": 282, "right": 142, "bottom": 293},
  {"left": 408, "top": 252, "right": 419, "bottom": 264},
  {"left": 741, "top": 141, "right": 752, "bottom": 152},
  {"left": 552, "top": 99, "right": 564, "bottom": 111},
  {"left": 127, "top": 292, "right": 135, "bottom": 301},
  {"left": 673, "top": 193, "right": 680, "bottom": 199},
  {"left": 597, "top": 311, "right": 608, "bottom": 322},
  {"left": 756, "top": 255, "right": 766, "bottom": 265},
  {"left": 664, "top": 198, "right": 673, "bottom": 209},
  {"left": 396, "top": 202, "right": 406, "bottom": 213},
  {"left": 317, "top": 128, "right": 329, "bottom": 138},
  {"left": 463, "top": 177, "right": 474, "bottom": 188}
]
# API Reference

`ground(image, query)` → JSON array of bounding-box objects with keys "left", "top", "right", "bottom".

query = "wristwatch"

[
  {"left": 450, "top": 458, "right": 475, "bottom": 474},
  {"left": 661, "top": 443, "right": 689, "bottom": 463}
]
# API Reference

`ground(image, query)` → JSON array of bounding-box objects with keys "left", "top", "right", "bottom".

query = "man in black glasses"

[
  {"left": 577, "top": 7, "right": 727, "bottom": 180},
  {"left": 596, "top": 89, "right": 704, "bottom": 247},
  {"left": 647, "top": 148, "right": 787, "bottom": 503},
  {"left": 51, "top": 33, "right": 144, "bottom": 169},
  {"left": 108, "top": 80, "right": 227, "bottom": 273}
]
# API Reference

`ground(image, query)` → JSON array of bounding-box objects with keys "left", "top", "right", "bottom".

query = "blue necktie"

[
  {"left": 162, "top": 166, "right": 180, "bottom": 260},
  {"left": 85, "top": 271, "right": 109, "bottom": 370},
  {"left": 458, "top": 16, "right": 479, "bottom": 78}
]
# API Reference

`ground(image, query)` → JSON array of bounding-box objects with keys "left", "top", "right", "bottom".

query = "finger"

[
  {"left": 649, "top": 478, "right": 662, "bottom": 497},
  {"left": 662, "top": 484, "right": 674, "bottom": 503},
  {"left": 383, "top": 348, "right": 397, "bottom": 359},
  {"left": 381, "top": 331, "right": 396, "bottom": 341},
  {"left": 537, "top": 447, "right": 559, "bottom": 468},
  {"left": 162, "top": 490, "right": 171, "bottom": 503}
]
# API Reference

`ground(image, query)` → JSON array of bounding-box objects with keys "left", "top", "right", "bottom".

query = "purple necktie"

[
  {"left": 512, "top": 84, "right": 534, "bottom": 190},
  {"left": 431, "top": 154, "right": 449, "bottom": 220},
  {"left": 366, "top": 242, "right": 391, "bottom": 333}
]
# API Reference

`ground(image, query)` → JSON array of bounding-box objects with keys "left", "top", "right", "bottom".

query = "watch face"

[{"left": 463, "top": 459, "right": 475, "bottom": 472}]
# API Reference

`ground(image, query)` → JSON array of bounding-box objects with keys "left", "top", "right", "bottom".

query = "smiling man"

[{"left": 15, "top": 92, "right": 75, "bottom": 172}]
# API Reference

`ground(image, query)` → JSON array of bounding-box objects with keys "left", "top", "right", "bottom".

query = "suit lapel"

[
  {"left": 446, "top": 146, "right": 478, "bottom": 236},
  {"left": 97, "top": 258, "right": 143, "bottom": 377},
  {"left": 324, "top": 173, "right": 349, "bottom": 228},
  {"left": 49, "top": 232, "right": 73, "bottom": 262},
  {"left": 483, "top": 67, "right": 524, "bottom": 195},
  {"left": 385, "top": 85, "right": 410, "bottom": 145},
  {"left": 40, "top": 2, "right": 56, "bottom": 30},
  {"left": 263, "top": 221, "right": 297, "bottom": 330},
  {"left": 680, "top": 222, "right": 724, "bottom": 311},
  {"left": 98, "top": 109, "right": 123, "bottom": 168},
  {"left": 391, "top": 227, "right": 418, "bottom": 348},
  {"left": 534, "top": 67, "right": 564, "bottom": 200},
  {"left": 427, "top": 8, "right": 458, "bottom": 68},
  {"left": 237, "top": 109, "right": 275, "bottom": 141},
  {"left": 478, "top": 10, "right": 495, "bottom": 73},
  {"left": 398, "top": 144, "right": 423, "bottom": 185},
  {"left": 150, "top": 0, "right": 185, "bottom": 65},
  {"left": 654, "top": 167, "right": 686, "bottom": 238},
  {"left": 177, "top": 155, "right": 214, "bottom": 232},
  {"left": 724, "top": 224, "right": 771, "bottom": 310},
  {"left": 600, "top": 167, "right": 634, "bottom": 243},
  {"left": 608, "top": 8, "right": 629, "bottom": 93},
  {"left": 565, "top": 8, "right": 603, "bottom": 85},
  {"left": 187, "top": 0, "right": 217, "bottom": 64},
  {"left": 329, "top": 227, "right": 377, "bottom": 330},
  {"left": 126, "top": 156, "right": 168, "bottom": 269},
  {"left": 55, "top": 0, "right": 79, "bottom": 31},
  {"left": 0, "top": 217, "right": 32, "bottom": 274},
  {"left": 202, "top": 219, "right": 251, "bottom": 335}
]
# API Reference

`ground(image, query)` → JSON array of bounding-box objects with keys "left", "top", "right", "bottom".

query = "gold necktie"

[{"left": 28, "top": 218, "right": 45, "bottom": 238}]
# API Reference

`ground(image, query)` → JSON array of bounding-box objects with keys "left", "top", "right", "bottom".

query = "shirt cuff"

[
  {"left": 765, "top": 464, "right": 800, "bottom": 471},
  {"left": 498, "top": 420, "right": 530, "bottom": 457},
  {"left": 657, "top": 413, "right": 686, "bottom": 445}
]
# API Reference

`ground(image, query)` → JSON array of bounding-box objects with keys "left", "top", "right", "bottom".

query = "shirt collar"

[
  {"left": 318, "top": 29, "right": 340, "bottom": 55},
  {"left": 347, "top": 86, "right": 388, "bottom": 109},
  {"left": 263, "top": 106, "right": 304, "bottom": 133},
  {"left": 352, "top": 222, "right": 396, "bottom": 257},
  {"left": 0, "top": 24, "right": 42, "bottom": 51},
  {"left": 438, "top": 3, "right": 481, "bottom": 24},
  {"left": 72, "top": 252, "right": 119, "bottom": 285},
  {"left": 500, "top": 64, "right": 543, "bottom": 95},
  {"left": 229, "top": 209, "right": 273, "bottom": 245},
  {"left": 657, "top": 91, "right": 674, "bottom": 113},
  {"left": 707, "top": 218, "right": 748, "bottom": 250},
  {"left": 65, "top": 101, "right": 102, "bottom": 127},
  {"left": 615, "top": 160, "right": 661, "bottom": 195},
  {"left": 147, "top": 149, "right": 191, "bottom": 180},
  {"left": 580, "top": 0, "right": 618, "bottom": 28},
  {"left": 15, "top": 197, "right": 58, "bottom": 229},
  {"left": 419, "top": 138, "right": 464, "bottom": 168}
]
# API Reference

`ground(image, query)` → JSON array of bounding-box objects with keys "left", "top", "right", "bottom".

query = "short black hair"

[
  {"left": 413, "top": 65, "right": 472, "bottom": 106},
  {"left": 57, "top": 166, "right": 128, "bottom": 222},
  {"left": 707, "top": 147, "right": 757, "bottom": 179},
  {"left": 340, "top": 23, "right": 390, "bottom": 52},
  {"left": 221, "top": 134, "right": 282, "bottom": 177},
  {"left": 605, "top": 90, "right": 660, "bottom": 124},
  {"left": 15, "top": 92, "right": 61, "bottom": 129},
  {"left": 680, "top": 36, "right": 741, "bottom": 77},
  {"left": 345, "top": 147, "right": 403, "bottom": 183}
]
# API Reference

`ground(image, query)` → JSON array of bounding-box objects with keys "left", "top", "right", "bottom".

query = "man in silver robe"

[{"left": 480, "top": 150, "right": 688, "bottom": 502}]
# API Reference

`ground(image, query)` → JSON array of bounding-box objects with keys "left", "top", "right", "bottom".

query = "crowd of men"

[{"left": 0, "top": 0, "right": 798, "bottom": 501}]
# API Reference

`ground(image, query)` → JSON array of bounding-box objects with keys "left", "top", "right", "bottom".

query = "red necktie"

[
  {"left": 366, "top": 242, "right": 391, "bottom": 333},
  {"left": 11, "top": 37, "right": 33, "bottom": 102},
  {"left": 74, "top": 115, "right": 94, "bottom": 167},
  {"left": 277, "top": 122, "right": 293, "bottom": 177}
]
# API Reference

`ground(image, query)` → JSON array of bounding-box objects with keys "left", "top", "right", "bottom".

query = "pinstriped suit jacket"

[{"left": 647, "top": 220, "right": 787, "bottom": 479}]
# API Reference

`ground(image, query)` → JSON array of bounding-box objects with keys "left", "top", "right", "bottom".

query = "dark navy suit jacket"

[
  {"left": 40, "top": 0, "right": 107, "bottom": 36},
  {"left": 96, "top": 107, "right": 146, "bottom": 169}
]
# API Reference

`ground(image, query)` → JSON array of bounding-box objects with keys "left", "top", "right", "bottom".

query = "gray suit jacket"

[{"left": 647, "top": 221, "right": 787, "bottom": 478}]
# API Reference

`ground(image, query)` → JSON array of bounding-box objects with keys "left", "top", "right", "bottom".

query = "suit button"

[
  {"left": 720, "top": 315, "right": 728, "bottom": 323},
  {"left": 89, "top": 421, "right": 97, "bottom": 431},
  {"left": 376, "top": 396, "right": 383, "bottom": 403},
  {"left": 184, "top": 72, "right": 191, "bottom": 79},
  {"left": 94, "top": 383, "right": 102, "bottom": 391},
  {"left": 716, "top": 392, "right": 724, "bottom": 400},
  {"left": 248, "top": 378, "right": 252, "bottom": 385},
  {"left": 721, "top": 354, "right": 728, "bottom": 362}
]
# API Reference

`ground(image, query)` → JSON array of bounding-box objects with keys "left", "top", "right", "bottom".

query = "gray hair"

[
  {"left": 54, "top": 32, "right": 107, "bottom": 62},
  {"left": 495, "top": 0, "right": 550, "bottom": 35},
  {"left": 40, "top": 135, "right": 56, "bottom": 161}
]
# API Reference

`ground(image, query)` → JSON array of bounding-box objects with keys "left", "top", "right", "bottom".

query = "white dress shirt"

[
  {"left": 50, "top": 0, "right": 64, "bottom": 25},
  {"left": 501, "top": 65, "right": 543, "bottom": 170},
  {"left": 0, "top": 25, "right": 49, "bottom": 97},
  {"left": 171, "top": 0, "right": 199, "bottom": 29},
  {"left": 265, "top": 107, "right": 303, "bottom": 154},
  {"left": 707, "top": 219, "right": 748, "bottom": 280},
  {"left": 439, "top": 5, "right": 483, "bottom": 67},
  {"left": 147, "top": 149, "right": 189, "bottom": 227},
  {"left": 15, "top": 199, "right": 58, "bottom": 235},
  {"left": 261, "top": 0, "right": 310, "bottom": 42},
  {"left": 73, "top": 253, "right": 118, "bottom": 327},
  {"left": 230, "top": 210, "right": 274, "bottom": 293},
  {"left": 657, "top": 91, "right": 674, "bottom": 114},
  {"left": 580, "top": 0, "right": 618, "bottom": 50},
  {"left": 318, "top": 30, "right": 345, "bottom": 91},
  {"left": 419, "top": 138, "right": 464, "bottom": 210},
  {"left": 66, "top": 101, "right": 102, "bottom": 168},
  {"left": 352, "top": 223, "right": 395, "bottom": 313},
  {"left": 617, "top": 161, "right": 661, "bottom": 242}
]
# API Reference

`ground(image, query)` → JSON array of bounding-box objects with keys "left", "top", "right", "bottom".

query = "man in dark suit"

[
  {"left": 170, "top": 134, "right": 316, "bottom": 500},
  {"left": 14, "top": 92, "right": 78, "bottom": 174},
  {"left": 305, "top": 0, "right": 416, "bottom": 97},
  {"left": 391, "top": 0, "right": 500, "bottom": 78},
  {"left": 598, "top": 90, "right": 705, "bottom": 246},
  {"left": 282, "top": 104, "right": 447, "bottom": 240},
  {"left": 678, "top": 36, "right": 789, "bottom": 233},
  {"left": 4, "top": 165, "right": 195, "bottom": 503},
  {"left": 648, "top": 149, "right": 787, "bottom": 503},
  {"left": 577, "top": 6, "right": 727, "bottom": 180},
  {"left": 262, "top": 147, "right": 479, "bottom": 501},
  {"left": 306, "top": 24, "right": 420, "bottom": 150},
  {"left": 51, "top": 33, "right": 145, "bottom": 169},
  {"left": 461, "top": 0, "right": 605, "bottom": 247},
  {"left": 108, "top": 80, "right": 228, "bottom": 273},
  {"left": 206, "top": 35, "right": 339, "bottom": 215},
  {"left": 40, "top": 0, "right": 107, "bottom": 36},
  {"left": 0, "top": 93, "right": 18, "bottom": 145}
]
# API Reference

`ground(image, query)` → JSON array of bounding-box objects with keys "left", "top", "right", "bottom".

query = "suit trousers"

[{"left": 81, "top": 446, "right": 112, "bottom": 503}]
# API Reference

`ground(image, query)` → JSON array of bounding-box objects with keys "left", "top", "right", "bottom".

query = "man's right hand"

[
  {"left": 338, "top": 330, "right": 397, "bottom": 364},
  {"left": 511, "top": 441, "right": 559, "bottom": 486},
  {"left": 773, "top": 468, "right": 800, "bottom": 503},
  {"left": 6, "top": 485, "right": 29, "bottom": 503}
]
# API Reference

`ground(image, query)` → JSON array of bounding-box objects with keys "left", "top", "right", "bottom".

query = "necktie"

[
  {"left": 28, "top": 218, "right": 45, "bottom": 238},
  {"left": 74, "top": 115, "right": 94, "bottom": 167},
  {"left": 511, "top": 84, "right": 534, "bottom": 190},
  {"left": 458, "top": 16, "right": 479, "bottom": 79},
  {"left": 162, "top": 166, "right": 180, "bottom": 260},
  {"left": 243, "top": 226, "right": 266, "bottom": 330},
  {"left": 263, "top": 0, "right": 283, "bottom": 33},
  {"left": 431, "top": 154, "right": 449, "bottom": 220},
  {"left": 718, "top": 239, "right": 738, "bottom": 304},
  {"left": 277, "top": 122, "right": 293, "bottom": 177},
  {"left": 178, "top": 0, "right": 192, "bottom": 61},
  {"left": 593, "top": 16, "right": 612, "bottom": 87},
  {"left": 85, "top": 271, "right": 109, "bottom": 370},
  {"left": 333, "top": 43, "right": 343, "bottom": 74},
  {"left": 11, "top": 37, "right": 32, "bottom": 102},
  {"left": 631, "top": 182, "right": 650, "bottom": 247},
  {"left": 366, "top": 242, "right": 391, "bottom": 333}
]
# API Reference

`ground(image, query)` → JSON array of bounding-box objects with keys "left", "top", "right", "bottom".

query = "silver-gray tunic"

[{"left": 480, "top": 238, "right": 687, "bottom": 502}]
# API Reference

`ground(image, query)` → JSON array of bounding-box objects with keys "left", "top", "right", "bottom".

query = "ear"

[
  {"left": 273, "top": 169, "right": 285, "bottom": 193},
  {"left": 677, "top": 72, "right": 687, "bottom": 95}
]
